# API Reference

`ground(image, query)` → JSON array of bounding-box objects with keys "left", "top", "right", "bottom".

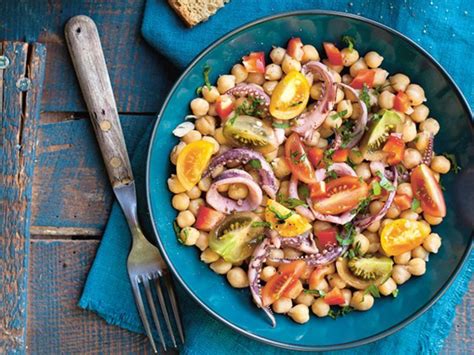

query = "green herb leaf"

[
  {"left": 173, "top": 221, "right": 181, "bottom": 238},
  {"left": 196, "top": 86, "right": 203, "bottom": 95},
  {"left": 442, "top": 152, "right": 461, "bottom": 174},
  {"left": 411, "top": 198, "right": 421, "bottom": 211},
  {"left": 359, "top": 84, "right": 371, "bottom": 109},
  {"left": 298, "top": 185, "right": 310, "bottom": 200},
  {"left": 376, "top": 171, "right": 395, "bottom": 192},
  {"left": 290, "top": 151, "right": 306, "bottom": 164},
  {"left": 249, "top": 159, "right": 262, "bottom": 169},
  {"left": 277, "top": 195, "right": 308, "bottom": 209},
  {"left": 392, "top": 289, "right": 399, "bottom": 298},
  {"left": 344, "top": 241, "right": 361, "bottom": 260},
  {"left": 371, "top": 113, "right": 383, "bottom": 122},
  {"left": 272, "top": 121, "right": 290, "bottom": 129},
  {"left": 342, "top": 35, "right": 356, "bottom": 51},
  {"left": 203, "top": 64, "right": 212, "bottom": 90},
  {"left": 337, "top": 223, "right": 356, "bottom": 246},
  {"left": 323, "top": 148, "right": 335, "bottom": 167},
  {"left": 350, "top": 196, "right": 371, "bottom": 215},
  {"left": 372, "top": 181, "right": 382, "bottom": 196},
  {"left": 235, "top": 96, "right": 264, "bottom": 117},
  {"left": 331, "top": 110, "right": 348, "bottom": 120},
  {"left": 251, "top": 221, "right": 272, "bottom": 228},
  {"left": 303, "top": 289, "right": 326, "bottom": 297},
  {"left": 228, "top": 112, "right": 238, "bottom": 125},
  {"left": 364, "top": 284, "right": 381, "bottom": 298},
  {"left": 269, "top": 205, "right": 293, "bottom": 221},
  {"left": 328, "top": 306, "right": 353, "bottom": 319},
  {"left": 337, "top": 120, "right": 356, "bottom": 148}
]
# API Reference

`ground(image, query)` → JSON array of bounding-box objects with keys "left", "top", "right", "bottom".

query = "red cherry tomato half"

[
  {"left": 312, "top": 176, "right": 369, "bottom": 215},
  {"left": 332, "top": 148, "right": 350, "bottom": 163},
  {"left": 215, "top": 94, "right": 234, "bottom": 120},
  {"left": 261, "top": 260, "right": 306, "bottom": 306},
  {"left": 242, "top": 51, "right": 265, "bottom": 74},
  {"left": 323, "top": 42, "right": 343, "bottom": 66},
  {"left": 324, "top": 287, "right": 346, "bottom": 306},
  {"left": 308, "top": 264, "right": 333, "bottom": 290},
  {"left": 315, "top": 228, "right": 338, "bottom": 248},
  {"left": 287, "top": 37, "right": 304, "bottom": 61},
  {"left": 307, "top": 147, "right": 324, "bottom": 168},
  {"left": 285, "top": 133, "right": 315, "bottom": 184},
  {"left": 350, "top": 69, "right": 376, "bottom": 89},
  {"left": 394, "top": 194, "right": 413, "bottom": 211},
  {"left": 394, "top": 91, "right": 411, "bottom": 113},
  {"left": 194, "top": 206, "right": 225, "bottom": 232},
  {"left": 411, "top": 164, "right": 446, "bottom": 217},
  {"left": 310, "top": 181, "right": 327, "bottom": 199},
  {"left": 383, "top": 135, "right": 405, "bottom": 165}
]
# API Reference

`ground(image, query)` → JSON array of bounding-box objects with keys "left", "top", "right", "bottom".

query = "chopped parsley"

[
  {"left": 181, "top": 227, "right": 189, "bottom": 243},
  {"left": 328, "top": 306, "right": 353, "bottom": 319},
  {"left": 323, "top": 148, "right": 335, "bottom": 167},
  {"left": 373, "top": 82, "right": 391, "bottom": 95},
  {"left": 351, "top": 149, "right": 362, "bottom": 158},
  {"left": 173, "top": 221, "right": 181, "bottom": 239},
  {"left": 364, "top": 284, "right": 381, "bottom": 298},
  {"left": 277, "top": 195, "right": 308, "bottom": 209},
  {"left": 341, "top": 35, "right": 356, "bottom": 51},
  {"left": 251, "top": 221, "right": 272, "bottom": 228},
  {"left": 392, "top": 289, "right": 399, "bottom": 298},
  {"left": 372, "top": 181, "right": 382, "bottom": 196},
  {"left": 351, "top": 196, "right": 371, "bottom": 215},
  {"left": 196, "top": 64, "right": 212, "bottom": 94},
  {"left": 269, "top": 205, "right": 293, "bottom": 220},
  {"left": 249, "top": 159, "right": 262, "bottom": 169},
  {"left": 298, "top": 184, "right": 310, "bottom": 200},
  {"left": 337, "top": 120, "right": 356, "bottom": 148},
  {"left": 336, "top": 223, "right": 357, "bottom": 246},
  {"left": 371, "top": 112, "right": 383, "bottom": 122},
  {"left": 331, "top": 110, "right": 348, "bottom": 120},
  {"left": 376, "top": 171, "right": 395, "bottom": 192},
  {"left": 272, "top": 121, "right": 290, "bottom": 129},
  {"left": 344, "top": 241, "right": 362, "bottom": 260},
  {"left": 411, "top": 198, "right": 421, "bottom": 211},
  {"left": 442, "top": 152, "right": 461, "bottom": 174},
  {"left": 290, "top": 151, "right": 306, "bottom": 164},
  {"left": 327, "top": 169, "right": 339, "bottom": 180},
  {"left": 303, "top": 289, "right": 326, "bottom": 297},
  {"left": 236, "top": 96, "right": 264, "bottom": 117},
  {"left": 359, "top": 84, "right": 371, "bottom": 109}
]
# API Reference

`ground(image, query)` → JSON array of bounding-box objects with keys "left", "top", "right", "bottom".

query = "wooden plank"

[
  {"left": 0, "top": 0, "right": 179, "bottom": 113},
  {"left": 27, "top": 239, "right": 157, "bottom": 353},
  {"left": 0, "top": 42, "right": 46, "bottom": 354},
  {"left": 31, "top": 114, "right": 154, "bottom": 236}
]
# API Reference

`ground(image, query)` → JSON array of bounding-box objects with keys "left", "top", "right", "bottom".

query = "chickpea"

[
  {"left": 406, "top": 84, "right": 426, "bottom": 106},
  {"left": 170, "top": 141, "right": 186, "bottom": 165},
  {"left": 414, "top": 132, "right": 430, "bottom": 153},
  {"left": 328, "top": 274, "right": 347, "bottom": 289},
  {"left": 217, "top": 75, "right": 236, "bottom": 94},
  {"left": 230, "top": 63, "right": 248, "bottom": 83},
  {"left": 355, "top": 163, "right": 371, "bottom": 181},
  {"left": 190, "top": 98, "right": 209, "bottom": 116},
  {"left": 364, "top": 51, "right": 384, "bottom": 68},
  {"left": 423, "top": 212, "right": 443, "bottom": 225},
  {"left": 247, "top": 72, "right": 265, "bottom": 85},
  {"left": 213, "top": 128, "right": 228, "bottom": 146},
  {"left": 317, "top": 137, "right": 328, "bottom": 149},
  {"left": 203, "top": 135, "right": 220, "bottom": 153},
  {"left": 310, "top": 82, "right": 323, "bottom": 100},
  {"left": 207, "top": 103, "right": 217, "bottom": 116},
  {"left": 272, "top": 297, "right": 293, "bottom": 314},
  {"left": 283, "top": 247, "right": 303, "bottom": 259},
  {"left": 411, "top": 104, "right": 429, "bottom": 123},
  {"left": 402, "top": 148, "right": 422, "bottom": 169},
  {"left": 278, "top": 180, "right": 290, "bottom": 197},
  {"left": 335, "top": 88, "right": 345, "bottom": 104},
  {"left": 392, "top": 265, "right": 411, "bottom": 284},
  {"left": 337, "top": 100, "right": 353, "bottom": 118},
  {"left": 217, "top": 183, "right": 229, "bottom": 193},
  {"left": 228, "top": 183, "right": 249, "bottom": 200},
  {"left": 202, "top": 86, "right": 220, "bottom": 103},
  {"left": 431, "top": 156, "right": 451, "bottom": 174},
  {"left": 288, "top": 304, "right": 310, "bottom": 324},
  {"left": 270, "top": 46, "right": 286, "bottom": 64},
  {"left": 419, "top": 220, "right": 432, "bottom": 234},
  {"left": 341, "top": 48, "right": 360, "bottom": 66},
  {"left": 369, "top": 201, "right": 384, "bottom": 216},
  {"left": 423, "top": 233, "right": 442, "bottom": 253},
  {"left": 302, "top": 44, "right": 319, "bottom": 62},
  {"left": 261, "top": 266, "right": 277, "bottom": 282},
  {"left": 188, "top": 198, "right": 204, "bottom": 216},
  {"left": 281, "top": 54, "right": 301, "bottom": 74},
  {"left": 390, "top": 73, "right": 410, "bottom": 92},
  {"left": 200, "top": 248, "right": 220, "bottom": 263},
  {"left": 318, "top": 127, "right": 333, "bottom": 139},
  {"left": 311, "top": 298, "right": 330, "bottom": 317},
  {"left": 176, "top": 210, "right": 195, "bottom": 228},
  {"left": 407, "top": 258, "right": 426, "bottom": 276},
  {"left": 353, "top": 233, "right": 370, "bottom": 255},
  {"left": 323, "top": 111, "right": 342, "bottom": 129},
  {"left": 323, "top": 59, "right": 344, "bottom": 74},
  {"left": 378, "top": 278, "right": 397, "bottom": 296},
  {"left": 195, "top": 115, "right": 216, "bottom": 136},
  {"left": 272, "top": 157, "right": 292, "bottom": 179},
  {"left": 210, "top": 259, "right": 232, "bottom": 274},
  {"left": 364, "top": 231, "right": 380, "bottom": 254},
  {"left": 386, "top": 204, "right": 401, "bottom": 219},
  {"left": 350, "top": 291, "right": 374, "bottom": 311},
  {"left": 379, "top": 218, "right": 393, "bottom": 233},
  {"left": 182, "top": 130, "right": 202, "bottom": 144},
  {"left": 313, "top": 279, "right": 330, "bottom": 293},
  {"left": 342, "top": 74, "right": 353, "bottom": 84},
  {"left": 185, "top": 186, "right": 201, "bottom": 200},
  {"left": 167, "top": 175, "right": 186, "bottom": 193},
  {"left": 264, "top": 63, "right": 282, "bottom": 81},
  {"left": 263, "top": 80, "right": 278, "bottom": 95},
  {"left": 226, "top": 267, "right": 249, "bottom": 288},
  {"left": 400, "top": 210, "right": 419, "bottom": 221},
  {"left": 394, "top": 251, "right": 411, "bottom": 264},
  {"left": 195, "top": 232, "right": 209, "bottom": 251},
  {"left": 266, "top": 249, "right": 284, "bottom": 267},
  {"left": 378, "top": 90, "right": 395, "bottom": 109},
  {"left": 401, "top": 119, "right": 417, "bottom": 142},
  {"left": 172, "top": 193, "right": 190, "bottom": 211},
  {"left": 366, "top": 220, "right": 381, "bottom": 233},
  {"left": 373, "top": 69, "right": 389, "bottom": 86},
  {"left": 179, "top": 226, "right": 200, "bottom": 246},
  {"left": 292, "top": 293, "right": 312, "bottom": 308},
  {"left": 411, "top": 246, "right": 428, "bottom": 260},
  {"left": 349, "top": 58, "right": 368, "bottom": 77},
  {"left": 419, "top": 118, "right": 440, "bottom": 135},
  {"left": 197, "top": 177, "right": 211, "bottom": 193},
  {"left": 396, "top": 183, "right": 413, "bottom": 199},
  {"left": 348, "top": 148, "right": 363, "bottom": 165}
]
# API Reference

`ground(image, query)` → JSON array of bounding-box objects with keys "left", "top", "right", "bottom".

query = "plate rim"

[{"left": 146, "top": 10, "right": 474, "bottom": 351}]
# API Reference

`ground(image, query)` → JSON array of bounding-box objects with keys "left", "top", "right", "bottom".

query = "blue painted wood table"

[{"left": 0, "top": 1, "right": 471, "bottom": 353}]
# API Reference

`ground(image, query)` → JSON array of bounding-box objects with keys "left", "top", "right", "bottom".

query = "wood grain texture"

[
  {"left": 0, "top": 42, "right": 46, "bottom": 353},
  {"left": 65, "top": 15, "right": 133, "bottom": 188},
  {"left": 31, "top": 114, "right": 154, "bottom": 236},
  {"left": 0, "top": 0, "right": 178, "bottom": 113}
]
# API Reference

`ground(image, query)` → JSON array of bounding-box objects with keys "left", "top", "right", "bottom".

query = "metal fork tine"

[
  {"left": 131, "top": 277, "right": 160, "bottom": 353},
  {"left": 164, "top": 274, "right": 185, "bottom": 343},
  {"left": 154, "top": 277, "right": 178, "bottom": 348},
  {"left": 143, "top": 278, "right": 169, "bottom": 350}
]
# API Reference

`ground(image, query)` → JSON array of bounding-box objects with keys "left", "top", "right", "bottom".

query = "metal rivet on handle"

[
  {"left": 100, "top": 120, "right": 112, "bottom": 131},
  {"left": 110, "top": 157, "right": 121, "bottom": 168},
  {"left": 0, "top": 55, "right": 10, "bottom": 69},
  {"left": 16, "top": 77, "right": 31, "bottom": 92}
]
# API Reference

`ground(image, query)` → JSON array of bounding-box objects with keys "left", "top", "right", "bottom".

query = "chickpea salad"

[{"left": 167, "top": 36, "right": 459, "bottom": 326}]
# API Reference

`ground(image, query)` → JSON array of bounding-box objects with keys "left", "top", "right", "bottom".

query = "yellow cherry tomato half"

[
  {"left": 381, "top": 218, "right": 431, "bottom": 256},
  {"left": 176, "top": 140, "right": 214, "bottom": 191},
  {"left": 264, "top": 199, "right": 312, "bottom": 237},
  {"left": 269, "top": 70, "right": 310, "bottom": 120}
]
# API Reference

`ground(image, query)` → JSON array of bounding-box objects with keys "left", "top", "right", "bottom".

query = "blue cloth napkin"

[{"left": 80, "top": 0, "right": 473, "bottom": 353}]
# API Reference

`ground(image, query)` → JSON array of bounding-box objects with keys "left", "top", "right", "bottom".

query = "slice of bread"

[{"left": 168, "top": 0, "right": 230, "bottom": 27}]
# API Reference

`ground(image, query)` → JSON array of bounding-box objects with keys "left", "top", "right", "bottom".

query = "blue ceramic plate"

[{"left": 147, "top": 11, "right": 473, "bottom": 351}]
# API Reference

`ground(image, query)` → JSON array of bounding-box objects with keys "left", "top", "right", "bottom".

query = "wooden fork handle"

[{"left": 65, "top": 15, "right": 133, "bottom": 188}]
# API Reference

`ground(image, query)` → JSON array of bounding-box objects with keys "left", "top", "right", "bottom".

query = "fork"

[{"left": 65, "top": 15, "right": 184, "bottom": 352}]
